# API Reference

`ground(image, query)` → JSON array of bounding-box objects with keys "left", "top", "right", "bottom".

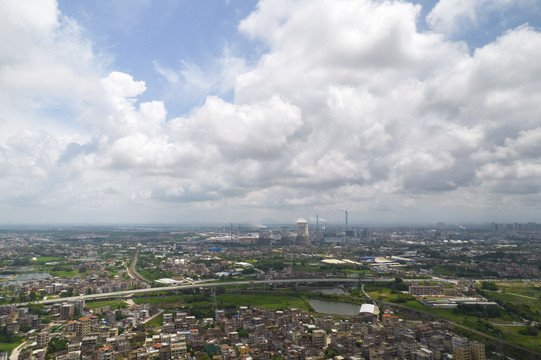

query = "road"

[
  {"left": 376, "top": 300, "right": 541, "bottom": 359},
  {"left": 127, "top": 248, "right": 150, "bottom": 285},
  {"left": 143, "top": 310, "right": 164, "bottom": 324},
  {"left": 9, "top": 341, "right": 26, "bottom": 360},
  {"left": 15, "top": 278, "right": 373, "bottom": 306}
]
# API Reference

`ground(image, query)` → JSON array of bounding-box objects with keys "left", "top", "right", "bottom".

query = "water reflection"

[
  {"left": 308, "top": 299, "right": 360, "bottom": 315},
  {"left": 1, "top": 273, "right": 52, "bottom": 287}
]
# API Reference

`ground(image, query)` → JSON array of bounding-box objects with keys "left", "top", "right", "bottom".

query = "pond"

[
  {"left": 1, "top": 272, "right": 52, "bottom": 287},
  {"left": 308, "top": 299, "right": 361, "bottom": 316}
]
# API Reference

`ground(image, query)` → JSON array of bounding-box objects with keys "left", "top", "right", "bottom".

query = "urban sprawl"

[{"left": 0, "top": 221, "right": 540, "bottom": 360}]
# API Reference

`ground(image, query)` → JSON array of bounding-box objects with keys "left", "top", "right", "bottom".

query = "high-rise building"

[
  {"left": 97, "top": 345, "right": 115, "bottom": 360},
  {"left": 60, "top": 303, "right": 74, "bottom": 320},
  {"left": 36, "top": 332, "right": 50, "bottom": 347},
  {"left": 295, "top": 219, "right": 310, "bottom": 246},
  {"left": 312, "top": 329, "right": 327, "bottom": 348},
  {"left": 470, "top": 341, "right": 486, "bottom": 360},
  {"left": 453, "top": 337, "right": 471, "bottom": 360},
  {"left": 452, "top": 336, "right": 469, "bottom": 351},
  {"left": 76, "top": 317, "right": 92, "bottom": 338},
  {"left": 453, "top": 347, "right": 471, "bottom": 360}
]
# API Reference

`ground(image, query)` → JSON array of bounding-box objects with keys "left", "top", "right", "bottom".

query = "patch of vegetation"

[
  {"left": 453, "top": 304, "right": 501, "bottom": 318},
  {"left": 496, "top": 325, "right": 541, "bottom": 353},
  {"left": 0, "top": 327, "right": 23, "bottom": 344},
  {"left": 518, "top": 325, "right": 539, "bottom": 337},
  {"left": 86, "top": 299, "right": 127, "bottom": 309},
  {"left": 47, "top": 337, "right": 68, "bottom": 356},
  {"left": 133, "top": 294, "right": 185, "bottom": 305},
  {"left": 0, "top": 340, "right": 23, "bottom": 355},
  {"left": 433, "top": 265, "right": 498, "bottom": 278},
  {"left": 146, "top": 313, "right": 164, "bottom": 327},
  {"left": 479, "top": 288, "right": 541, "bottom": 322},
  {"left": 218, "top": 292, "right": 309, "bottom": 310},
  {"left": 138, "top": 269, "right": 177, "bottom": 282},
  {"left": 236, "top": 328, "right": 249, "bottom": 337},
  {"left": 0, "top": 328, "right": 23, "bottom": 354},
  {"left": 389, "top": 293, "right": 416, "bottom": 303},
  {"left": 481, "top": 281, "right": 498, "bottom": 291}
]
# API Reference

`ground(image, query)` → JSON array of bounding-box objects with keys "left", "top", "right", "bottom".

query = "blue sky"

[
  {"left": 56, "top": 0, "right": 541, "bottom": 117},
  {"left": 58, "top": 0, "right": 261, "bottom": 116},
  {"left": 1, "top": 0, "right": 541, "bottom": 225}
]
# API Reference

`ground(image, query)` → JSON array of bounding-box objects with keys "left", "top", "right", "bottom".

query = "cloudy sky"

[{"left": 1, "top": 0, "right": 541, "bottom": 225}]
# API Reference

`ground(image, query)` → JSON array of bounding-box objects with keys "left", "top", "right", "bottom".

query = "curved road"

[
  {"left": 9, "top": 341, "right": 26, "bottom": 360},
  {"left": 127, "top": 248, "right": 150, "bottom": 285}
]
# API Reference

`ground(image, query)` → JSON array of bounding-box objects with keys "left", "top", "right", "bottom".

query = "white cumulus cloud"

[{"left": 1, "top": 0, "right": 541, "bottom": 223}]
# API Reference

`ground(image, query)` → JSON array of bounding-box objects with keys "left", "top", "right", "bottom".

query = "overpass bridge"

[{"left": 19, "top": 277, "right": 393, "bottom": 306}]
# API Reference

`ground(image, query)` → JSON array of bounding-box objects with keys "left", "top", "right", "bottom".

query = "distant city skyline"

[{"left": 1, "top": 0, "right": 541, "bottom": 225}]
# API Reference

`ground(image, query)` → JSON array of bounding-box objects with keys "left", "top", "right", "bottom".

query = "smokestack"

[{"left": 316, "top": 214, "right": 319, "bottom": 242}]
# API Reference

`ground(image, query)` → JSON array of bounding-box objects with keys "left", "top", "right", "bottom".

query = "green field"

[
  {"left": 49, "top": 270, "right": 80, "bottom": 277},
  {"left": 146, "top": 313, "right": 164, "bottom": 327},
  {"left": 133, "top": 295, "right": 185, "bottom": 306},
  {"left": 86, "top": 299, "right": 127, "bottom": 309},
  {"left": 0, "top": 339, "right": 23, "bottom": 355},
  {"left": 392, "top": 293, "right": 541, "bottom": 355},
  {"left": 217, "top": 293, "right": 309, "bottom": 310},
  {"left": 491, "top": 283, "right": 541, "bottom": 316},
  {"left": 397, "top": 300, "right": 522, "bottom": 327},
  {"left": 495, "top": 325, "right": 541, "bottom": 353},
  {"left": 34, "top": 257, "right": 62, "bottom": 263},
  {"left": 137, "top": 269, "right": 177, "bottom": 282}
]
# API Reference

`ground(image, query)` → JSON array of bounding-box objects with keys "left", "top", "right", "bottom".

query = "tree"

[
  {"left": 236, "top": 328, "right": 249, "bottom": 338},
  {"left": 519, "top": 326, "right": 538, "bottom": 336},
  {"left": 47, "top": 337, "right": 68, "bottom": 355},
  {"left": 481, "top": 282, "right": 498, "bottom": 291}
]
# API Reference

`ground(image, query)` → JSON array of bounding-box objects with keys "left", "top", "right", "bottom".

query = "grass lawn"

[
  {"left": 218, "top": 293, "right": 309, "bottom": 310},
  {"left": 0, "top": 339, "right": 23, "bottom": 355}
]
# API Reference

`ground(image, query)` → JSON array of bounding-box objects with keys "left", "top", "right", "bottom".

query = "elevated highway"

[{"left": 19, "top": 277, "right": 392, "bottom": 306}]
